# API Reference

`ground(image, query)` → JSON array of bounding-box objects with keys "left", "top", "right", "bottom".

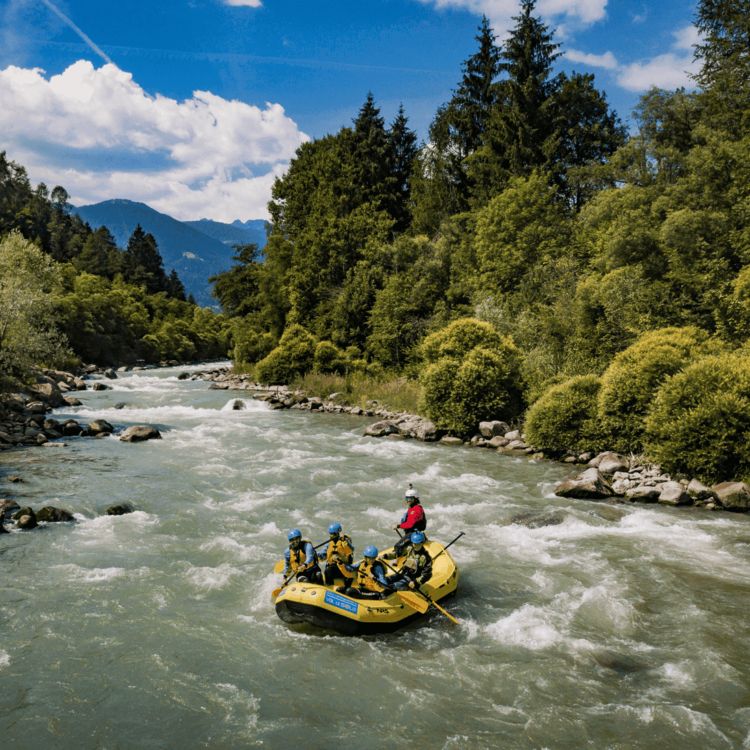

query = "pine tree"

[
  {"left": 167, "top": 269, "right": 186, "bottom": 301},
  {"left": 469, "top": 0, "right": 561, "bottom": 202},
  {"left": 123, "top": 224, "right": 168, "bottom": 295},
  {"left": 351, "top": 93, "right": 398, "bottom": 216},
  {"left": 416, "top": 15, "right": 502, "bottom": 221},
  {"left": 693, "top": 0, "right": 750, "bottom": 135},
  {"left": 388, "top": 105, "right": 418, "bottom": 233}
]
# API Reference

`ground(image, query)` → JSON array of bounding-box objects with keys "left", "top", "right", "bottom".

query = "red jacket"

[{"left": 399, "top": 502, "right": 426, "bottom": 532}]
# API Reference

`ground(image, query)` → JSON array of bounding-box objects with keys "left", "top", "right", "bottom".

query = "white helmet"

[{"left": 405, "top": 484, "right": 419, "bottom": 500}]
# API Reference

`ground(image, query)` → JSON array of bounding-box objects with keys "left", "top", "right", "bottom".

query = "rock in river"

[
  {"left": 120, "top": 425, "right": 162, "bottom": 443},
  {"left": 106, "top": 504, "right": 134, "bottom": 516},
  {"left": 36, "top": 506, "right": 75, "bottom": 523},
  {"left": 510, "top": 510, "right": 567, "bottom": 528}
]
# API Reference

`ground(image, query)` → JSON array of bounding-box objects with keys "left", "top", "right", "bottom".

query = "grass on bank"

[
  {"left": 292, "top": 372, "right": 422, "bottom": 414},
  {"left": 235, "top": 361, "right": 422, "bottom": 415}
]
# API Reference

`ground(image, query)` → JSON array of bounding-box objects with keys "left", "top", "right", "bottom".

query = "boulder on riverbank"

[
  {"left": 364, "top": 420, "right": 399, "bottom": 437},
  {"left": 555, "top": 468, "right": 614, "bottom": 499},
  {"left": 120, "top": 425, "right": 162, "bottom": 443},
  {"left": 0, "top": 499, "right": 20, "bottom": 517},
  {"left": 713, "top": 482, "right": 750, "bottom": 511},
  {"left": 479, "top": 421, "right": 510, "bottom": 438}
]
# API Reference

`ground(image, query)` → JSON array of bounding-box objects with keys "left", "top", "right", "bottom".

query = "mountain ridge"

[{"left": 72, "top": 199, "right": 266, "bottom": 307}]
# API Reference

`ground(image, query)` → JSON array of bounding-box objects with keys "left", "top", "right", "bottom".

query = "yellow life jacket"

[
  {"left": 326, "top": 534, "right": 354, "bottom": 575},
  {"left": 355, "top": 558, "right": 385, "bottom": 592},
  {"left": 289, "top": 539, "right": 314, "bottom": 572}
]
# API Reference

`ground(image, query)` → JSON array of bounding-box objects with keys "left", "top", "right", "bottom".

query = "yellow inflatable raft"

[{"left": 274, "top": 540, "right": 459, "bottom": 635}]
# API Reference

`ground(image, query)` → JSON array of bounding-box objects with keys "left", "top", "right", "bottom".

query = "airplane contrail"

[{"left": 39, "top": 0, "right": 113, "bottom": 65}]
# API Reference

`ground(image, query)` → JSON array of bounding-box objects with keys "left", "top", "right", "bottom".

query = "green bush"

[
  {"left": 422, "top": 318, "right": 503, "bottom": 364},
  {"left": 233, "top": 325, "right": 276, "bottom": 364},
  {"left": 314, "top": 341, "right": 345, "bottom": 373},
  {"left": 256, "top": 324, "right": 316, "bottom": 384},
  {"left": 525, "top": 375, "right": 604, "bottom": 452},
  {"left": 598, "top": 327, "right": 722, "bottom": 452},
  {"left": 644, "top": 354, "right": 750, "bottom": 483},
  {"left": 419, "top": 329, "right": 524, "bottom": 433}
]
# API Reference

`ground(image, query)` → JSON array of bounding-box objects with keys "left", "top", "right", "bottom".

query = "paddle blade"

[
  {"left": 397, "top": 590, "right": 429, "bottom": 613},
  {"left": 429, "top": 599, "right": 459, "bottom": 625},
  {"left": 271, "top": 587, "right": 283, "bottom": 599},
  {"left": 273, "top": 561, "right": 285, "bottom": 574}
]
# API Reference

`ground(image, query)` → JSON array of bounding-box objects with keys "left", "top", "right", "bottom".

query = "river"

[{"left": 2, "top": 363, "right": 750, "bottom": 749}]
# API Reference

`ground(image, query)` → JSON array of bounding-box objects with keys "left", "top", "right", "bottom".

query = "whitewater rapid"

[{"left": 1, "top": 363, "right": 750, "bottom": 749}]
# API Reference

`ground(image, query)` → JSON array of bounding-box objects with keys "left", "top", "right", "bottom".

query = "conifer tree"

[
  {"left": 693, "top": 0, "right": 750, "bottom": 135},
  {"left": 388, "top": 104, "right": 418, "bottom": 232},
  {"left": 469, "top": 0, "right": 561, "bottom": 201},
  {"left": 123, "top": 224, "right": 169, "bottom": 295},
  {"left": 351, "top": 93, "right": 398, "bottom": 216}
]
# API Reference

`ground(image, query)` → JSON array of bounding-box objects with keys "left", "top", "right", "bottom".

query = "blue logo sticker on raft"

[{"left": 324, "top": 590, "right": 358, "bottom": 614}]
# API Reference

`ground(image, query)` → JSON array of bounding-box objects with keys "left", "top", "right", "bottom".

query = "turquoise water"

[{"left": 2, "top": 364, "right": 750, "bottom": 749}]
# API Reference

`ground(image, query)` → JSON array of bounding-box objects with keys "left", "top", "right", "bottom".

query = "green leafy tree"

[
  {"left": 255, "top": 324, "right": 317, "bottom": 384},
  {"left": 474, "top": 172, "right": 570, "bottom": 294},
  {"left": 0, "top": 231, "right": 71, "bottom": 387}
]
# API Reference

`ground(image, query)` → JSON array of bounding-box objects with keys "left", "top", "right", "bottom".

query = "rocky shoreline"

[
  {"left": 0, "top": 360, "right": 220, "bottom": 532},
  {"left": 201, "top": 370, "right": 750, "bottom": 516}
]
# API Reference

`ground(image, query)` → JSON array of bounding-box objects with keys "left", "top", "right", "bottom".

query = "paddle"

[
  {"left": 273, "top": 540, "right": 329, "bottom": 574},
  {"left": 377, "top": 556, "right": 456, "bottom": 623},
  {"left": 271, "top": 571, "right": 296, "bottom": 599},
  {"left": 430, "top": 531, "right": 465, "bottom": 564}
]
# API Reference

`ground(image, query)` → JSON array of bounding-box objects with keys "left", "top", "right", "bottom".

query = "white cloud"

[
  {"left": 565, "top": 48, "right": 618, "bottom": 70},
  {"left": 616, "top": 52, "right": 698, "bottom": 91},
  {"left": 0, "top": 61, "right": 307, "bottom": 221},
  {"left": 672, "top": 24, "right": 700, "bottom": 51},
  {"left": 416, "top": 0, "right": 608, "bottom": 37},
  {"left": 224, "top": 0, "right": 262, "bottom": 6},
  {"left": 564, "top": 24, "right": 701, "bottom": 92}
]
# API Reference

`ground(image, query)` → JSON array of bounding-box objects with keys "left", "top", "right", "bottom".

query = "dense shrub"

[
  {"left": 313, "top": 341, "right": 345, "bottom": 373},
  {"left": 233, "top": 323, "right": 276, "bottom": 364},
  {"left": 644, "top": 354, "right": 750, "bottom": 483},
  {"left": 420, "top": 321, "right": 523, "bottom": 432},
  {"left": 255, "top": 324, "right": 316, "bottom": 384},
  {"left": 597, "top": 327, "right": 722, "bottom": 452},
  {"left": 422, "top": 318, "right": 503, "bottom": 363},
  {"left": 525, "top": 375, "right": 604, "bottom": 452}
]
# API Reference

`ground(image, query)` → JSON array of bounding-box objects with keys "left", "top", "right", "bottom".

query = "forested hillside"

[
  {"left": 0, "top": 163, "right": 231, "bottom": 384},
  {"left": 213, "top": 0, "right": 750, "bottom": 483}
]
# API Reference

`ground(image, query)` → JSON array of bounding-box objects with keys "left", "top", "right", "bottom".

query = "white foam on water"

[
  {"left": 184, "top": 563, "right": 243, "bottom": 591},
  {"left": 657, "top": 661, "right": 695, "bottom": 688},
  {"left": 485, "top": 603, "right": 568, "bottom": 651},
  {"left": 194, "top": 462, "right": 239, "bottom": 477},
  {"left": 74, "top": 404, "right": 229, "bottom": 421},
  {"left": 73, "top": 511, "right": 158, "bottom": 539},
  {"left": 0, "top": 650, "right": 9, "bottom": 668},
  {"left": 52, "top": 564, "right": 126, "bottom": 582},
  {"left": 199, "top": 536, "right": 263, "bottom": 562},
  {"left": 572, "top": 580, "right": 637, "bottom": 637},
  {"left": 221, "top": 488, "right": 289, "bottom": 512},
  {"left": 350, "top": 439, "right": 432, "bottom": 459}
]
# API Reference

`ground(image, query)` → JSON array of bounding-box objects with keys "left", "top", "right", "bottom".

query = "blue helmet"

[
  {"left": 363, "top": 545, "right": 378, "bottom": 558},
  {"left": 328, "top": 522, "right": 342, "bottom": 535},
  {"left": 411, "top": 531, "right": 426, "bottom": 544},
  {"left": 287, "top": 528, "right": 302, "bottom": 541}
]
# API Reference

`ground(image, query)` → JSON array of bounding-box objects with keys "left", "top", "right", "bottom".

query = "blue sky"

[{"left": 0, "top": 0, "right": 699, "bottom": 222}]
